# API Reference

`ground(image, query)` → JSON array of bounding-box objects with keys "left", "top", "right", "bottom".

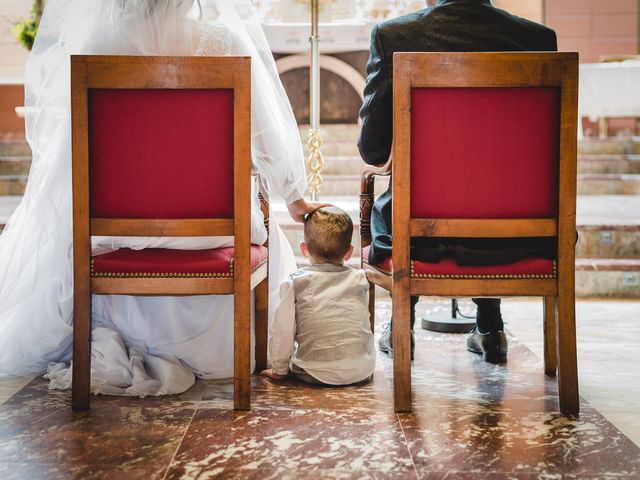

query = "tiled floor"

[
  {"left": 499, "top": 298, "right": 640, "bottom": 448},
  {"left": 0, "top": 299, "right": 639, "bottom": 479}
]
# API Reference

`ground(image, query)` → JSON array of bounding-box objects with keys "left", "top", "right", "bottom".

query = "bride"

[{"left": 0, "top": 0, "right": 322, "bottom": 396}]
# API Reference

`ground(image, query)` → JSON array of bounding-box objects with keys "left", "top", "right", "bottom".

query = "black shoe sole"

[
  {"left": 483, "top": 352, "right": 507, "bottom": 364},
  {"left": 378, "top": 345, "right": 392, "bottom": 357},
  {"left": 467, "top": 346, "right": 507, "bottom": 365}
]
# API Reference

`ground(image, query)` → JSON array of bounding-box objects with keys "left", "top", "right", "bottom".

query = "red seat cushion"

[
  {"left": 362, "top": 246, "right": 555, "bottom": 279},
  {"left": 92, "top": 246, "right": 268, "bottom": 278}
]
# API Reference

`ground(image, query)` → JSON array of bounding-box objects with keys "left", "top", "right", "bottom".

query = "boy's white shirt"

[
  {"left": 268, "top": 264, "right": 376, "bottom": 385},
  {"left": 268, "top": 278, "right": 297, "bottom": 376}
]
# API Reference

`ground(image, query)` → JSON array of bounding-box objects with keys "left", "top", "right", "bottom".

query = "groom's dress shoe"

[
  {"left": 466, "top": 327, "right": 508, "bottom": 364},
  {"left": 378, "top": 324, "right": 415, "bottom": 360}
]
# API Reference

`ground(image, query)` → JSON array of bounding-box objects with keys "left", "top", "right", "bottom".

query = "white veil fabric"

[
  {"left": 200, "top": 0, "right": 307, "bottom": 205},
  {"left": 0, "top": 0, "right": 306, "bottom": 395}
]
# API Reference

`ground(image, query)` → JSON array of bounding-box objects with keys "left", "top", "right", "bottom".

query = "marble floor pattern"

[{"left": 0, "top": 299, "right": 639, "bottom": 479}]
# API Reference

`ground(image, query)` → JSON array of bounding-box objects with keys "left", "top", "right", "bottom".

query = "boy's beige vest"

[{"left": 290, "top": 264, "right": 375, "bottom": 383}]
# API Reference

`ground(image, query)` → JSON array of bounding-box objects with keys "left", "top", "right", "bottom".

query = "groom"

[{"left": 358, "top": 0, "right": 558, "bottom": 363}]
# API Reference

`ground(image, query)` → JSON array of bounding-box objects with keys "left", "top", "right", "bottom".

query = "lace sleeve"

[
  {"left": 196, "top": 18, "right": 307, "bottom": 203},
  {"left": 195, "top": 23, "right": 234, "bottom": 56}
]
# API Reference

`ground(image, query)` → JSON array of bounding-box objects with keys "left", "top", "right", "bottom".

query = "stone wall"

[
  {"left": 545, "top": 0, "right": 639, "bottom": 63},
  {"left": 494, "top": 0, "right": 544, "bottom": 23},
  {"left": 492, "top": 1, "right": 640, "bottom": 63},
  {"left": 1, "top": 0, "right": 639, "bottom": 131},
  {"left": 0, "top": 0, "right": 31, "bottom": 77},
  {"left": 0, "top": 0, "right": 30, "bottom": 133},
  {"left": 0, "top": 82, "right": 23, "bottom": 133}
]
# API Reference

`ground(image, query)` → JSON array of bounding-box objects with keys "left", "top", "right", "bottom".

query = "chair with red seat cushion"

[
  {"left": 362, "top": 246, "right": 556, "bottom": 279},
  {"left": 360, "top": 52, "right": 579, "bottom": 415},
  {"left": 91, "top": 246, "right": 268, "bottom": 280},
  {"left": 71, "top": 55, "right": 266, "bottom": 411}
]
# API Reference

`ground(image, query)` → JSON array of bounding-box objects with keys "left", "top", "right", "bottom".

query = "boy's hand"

[{"left": 260, "top": 368, "right": 289, "bottom": 380}]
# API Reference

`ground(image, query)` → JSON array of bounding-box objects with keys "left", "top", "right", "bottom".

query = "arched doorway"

[{"left": 276, "top": 54, "right": 366, "bottom": 124}]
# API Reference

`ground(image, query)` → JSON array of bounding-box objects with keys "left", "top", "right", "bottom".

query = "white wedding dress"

[{"left": 0, "top": 0, "right": 307, "bottom": 396}]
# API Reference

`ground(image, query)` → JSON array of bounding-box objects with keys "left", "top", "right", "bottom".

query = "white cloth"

[
  {"left": 0, "top": 0, "right": 307, "bottom": 397},
  {"left": 269, "top": 264, "right": 376, "bottom": 385},
  {"left": 46, "top": 327, "right": 196, "bottom": 397},
  {"left": 579, "top": 61, "right": 640, "bottom": 119},
  {"left": 262, "top": 22, "right": 373, "bottom": 54}
]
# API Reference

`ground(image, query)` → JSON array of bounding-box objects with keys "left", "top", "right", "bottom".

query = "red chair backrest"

[
  {"left": 410, "top": 87, "right": 560, "bottom": 219},
  {"left": 89, "top": 88, "right": 234, "bottom": 219}
]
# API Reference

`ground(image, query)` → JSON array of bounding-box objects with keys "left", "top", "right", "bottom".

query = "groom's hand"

[{"left": 287, "top": 199, "right": 330, "bottom": 223}]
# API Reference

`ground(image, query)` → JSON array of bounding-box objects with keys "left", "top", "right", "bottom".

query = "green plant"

[{"left": 11, "top": 1, "right": 44, "bottom": 51}]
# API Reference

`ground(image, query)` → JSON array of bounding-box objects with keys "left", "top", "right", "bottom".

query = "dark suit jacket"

[{"left": 358, "top": 0, "right": 559, "bottom": 266}]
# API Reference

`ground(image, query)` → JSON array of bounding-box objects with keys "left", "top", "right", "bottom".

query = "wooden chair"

[
  {"left": 360, "top": 52, "right": 579, "bottom": 415},
  {"left": 71, "top": 55, "right": 269, "bottom": 411}
]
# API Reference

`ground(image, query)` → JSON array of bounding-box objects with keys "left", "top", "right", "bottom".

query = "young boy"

[{"left": 261, "top": 206, "right": 375, "bottom": 385}]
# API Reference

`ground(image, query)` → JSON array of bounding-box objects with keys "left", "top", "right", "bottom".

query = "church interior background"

[{"left": 1, "top": 0, "right": 640, "bottom": 478}]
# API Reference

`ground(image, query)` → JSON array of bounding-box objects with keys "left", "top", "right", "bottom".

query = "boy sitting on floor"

[{"left": 261, "top": 206, "right": 375, "bottom": 385}]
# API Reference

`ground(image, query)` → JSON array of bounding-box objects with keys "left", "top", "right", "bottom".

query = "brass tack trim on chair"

[
  {"left": 409, "top": 260, "right": 557, "bottom": 280},
  {"left": 364, "top": 259, "right": 557, "bottom": 280},
  {"left": 90, "top": 258, "right": 267, "bottom": 279}
]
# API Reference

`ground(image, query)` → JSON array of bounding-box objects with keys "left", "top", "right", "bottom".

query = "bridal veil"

[{"left": 0, "top": 0, "right": 306, "bottom": 389}]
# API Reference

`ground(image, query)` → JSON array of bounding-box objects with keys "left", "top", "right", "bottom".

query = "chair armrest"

[
  {"left": 365, "top": 265, "right": 392, "bottom": 291},
  {"left": 253, "top": 174, "right": 270, "bottom": 242},
  {"left": 360, "top": 159, "right": 392, "bottom": 250},
  {"left": 361, "top": 160, "right": 392, "bottom": 194},
  {"left": 258, "top": 191, "right": 269, "bottom": 235}
]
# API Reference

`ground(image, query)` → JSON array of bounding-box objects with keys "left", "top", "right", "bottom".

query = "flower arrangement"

[{"left": 11, "top": 0, "right": 44, "bottom": 50}]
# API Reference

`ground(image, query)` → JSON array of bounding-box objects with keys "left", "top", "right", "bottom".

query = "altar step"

[
  {"left": 0, "top": 157, "right": 30, "bottom": 176},
  {"left": 0, "top": 175, "right": 27, "bottom": 195},
  {"left": 2, "top": 131, "right": 639, "bottom": 298},
  {"left": 578, "top": 154, "right": 640, "bottom": 174},
  {"left": 576, "top": 259, "right": 640, "bottom": 298},
  {"left": 299, "top": 154, "right": 640, "bottom": 178},
  {"left": 3, "top": 198, "right": 635, "bottom": 298},
  {"left": 2, "top": 145, "right": 640, "bottom": 198},
  {"left": 275, "top": 195, "right": 640, "bottom": 259},
  {"left": 290, "top": 251, "right": 640, "bottom": 299},
  {"left": 306, "top": 126, "right": 640, "bottom": 151},
  {"left": 0, "top": 139, "right": 30, "bottom": 158},
  {"left": 292, "top": 171, "right": 640, "bottom": 197},
  {"left": 2, "top": 126, "right": 636, "bottom": 162},
  {"left": 273, "top": 195, "right": 640, "bottom": 298},
  {"left": 299, "top": 124, "right": 362, "bottom": 144},
  {"left": 578, "top": 137, "right": 640, "bottom": 155},
  {"left": 0, "top": 139, "right": 31, "bottom": 197},
  {"left": 578, "top": 225, "right": 640, "bottom": 259},
  {"left": 0, "top": 195, "right": 20, "bottom": 232},
  {"left": 300, "top": 124, "right": 640, "bottom": 154},
  {"left": 578, "top": 174, "right": 640, "bottom": 195},
  {"left": 3, "top": 169, "right": 640, "bottom": 198}
]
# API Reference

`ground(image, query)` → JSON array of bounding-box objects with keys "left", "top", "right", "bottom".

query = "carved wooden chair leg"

[
  {"left": 71, "top": 290, "right": 91, "bottom": 411},
  {"left": 392, "top": 282, "right": 412, "bottom": 413},
  {"left": 234, "top": 286, "right": 251, "bottom": 411},
  {"left": 255, "top": 190, "right": 269, "bottom": 374},
  {"left": 369, "top": 283, "right": 376, "bottom": 334},
  {"left": 254, "top": 277, "right": 269, "bottom": 373},
  {"left": 71, "top": 276, "right": 91, "bottom": 410},
  {"left": 543, "top": 296, "right": 557, "bottom": 377},
  {"left": 557, "top": 281, "right": 579, "bottom": 415}
]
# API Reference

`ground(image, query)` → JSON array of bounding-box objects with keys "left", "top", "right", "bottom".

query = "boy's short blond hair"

[{"left": 304, "top": 206, "right": 353, "bottom": 262}]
